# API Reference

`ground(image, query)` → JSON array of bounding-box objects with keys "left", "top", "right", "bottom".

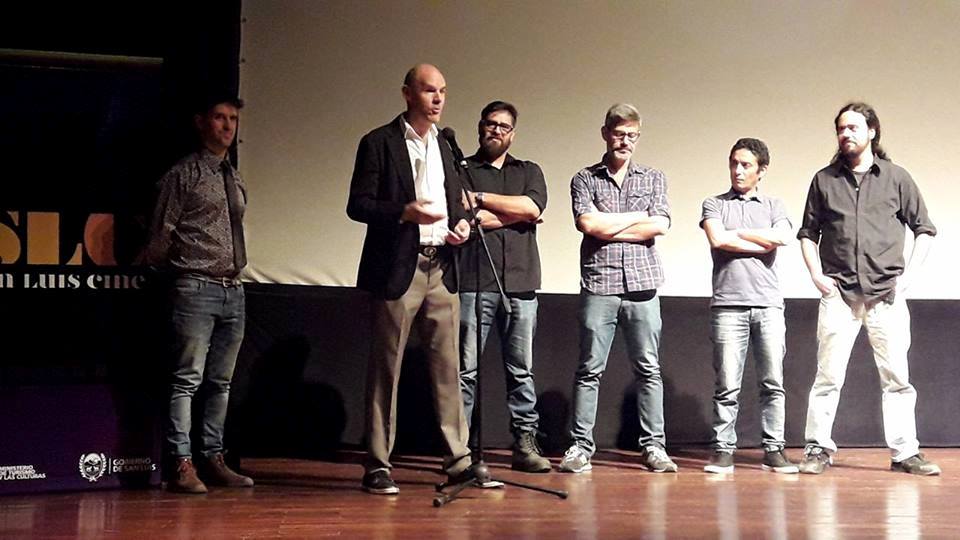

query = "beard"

[
  {"left": 839, "top": 138, "right": 868, "bottom": 159},
  {"left": 480, "top": 136, "right": 509, "bottom": 159}
]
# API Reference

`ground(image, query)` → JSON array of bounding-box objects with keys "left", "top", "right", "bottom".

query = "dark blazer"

[{"left": 347, "top": 115, "right": 467, "bottom": 300}]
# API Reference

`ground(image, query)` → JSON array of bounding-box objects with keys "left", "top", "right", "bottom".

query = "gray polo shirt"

[{"left": 700, "top": 190, "right": 790, "bottom": 308}]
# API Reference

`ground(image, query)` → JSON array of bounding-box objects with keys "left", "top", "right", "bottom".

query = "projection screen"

[{"left": 237, "top": 0, "right": 960, "bottom": 298}]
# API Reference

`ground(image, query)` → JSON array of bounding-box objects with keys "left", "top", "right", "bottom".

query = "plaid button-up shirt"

[{"left": 571, "top": 159, "right": 670, "bottom": 295}]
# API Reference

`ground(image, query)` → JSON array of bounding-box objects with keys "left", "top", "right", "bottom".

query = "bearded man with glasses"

[{"left": 458, "top": 101, "right": 550, "bottom": 473}]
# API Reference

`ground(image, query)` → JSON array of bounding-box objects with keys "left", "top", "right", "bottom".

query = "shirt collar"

[
  {"left": 199, "top": 148, "right": 229, "bottom": 171},
  {"left": 595, "top": 157, "right": 641, "bottom": 178},
  {"left": 467, "top": 152, "right": 516, "bottom": 168},
  {"left": 835, "top": 157, "right": 883, "bottom": 177},
  {"left": 724, "top": 188, "right": 763, "bottom": 202},
  {"left": 401, "top": 117, "right": 438, "bottom": 142}
]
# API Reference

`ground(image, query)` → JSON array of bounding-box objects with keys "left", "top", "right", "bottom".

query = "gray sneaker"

[
  {"left": 762, "top": 449, "right": 799, "bottom": 474},
  {"left": 642, "top": 445, "right": 678, "bottom": 473},
  {"left": 703, "top": 451, "right": 734, "bottom": 474},
  {"left": 798, "top": 446, "right": 832, "bottom": 474},
  {"left": 558, "top": 445, "right": 592, "bottom": 473},
  {"left": 891, "top": 454, "right": 941, "bottom": 476}
]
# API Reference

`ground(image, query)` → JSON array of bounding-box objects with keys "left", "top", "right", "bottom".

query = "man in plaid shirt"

[{"left": 559, "top": 103, "right": 678, "bottom": 474}]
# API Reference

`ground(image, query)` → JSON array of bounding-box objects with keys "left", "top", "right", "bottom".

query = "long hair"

[{"left": 832, "top": 102, "right": 889, "bottom": 164}]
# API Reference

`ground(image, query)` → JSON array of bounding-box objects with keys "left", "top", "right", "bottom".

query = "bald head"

[
  {"left": 402, "top": 63, "right": 447, "bottom": 135},
  {"left": 403, "top": 63, "right": 441, "bottom": 87}
]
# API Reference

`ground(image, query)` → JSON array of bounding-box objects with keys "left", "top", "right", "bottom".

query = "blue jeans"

[
  {"left": 459, "top": 292, "right": 540, "bottom": 438},
  {"left": 570, "top": 291, "right": 664, "bottom": 456},
  {"left": 166, "top": 276, "right": 245, "bottom": 458},
  {"left": 710, "top": 306, "right": 786, "bottom": 452}
]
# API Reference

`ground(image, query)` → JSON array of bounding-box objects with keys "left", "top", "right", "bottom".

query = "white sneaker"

[{"left": 558, "top": 445, "right": 592, "bottom": 473}]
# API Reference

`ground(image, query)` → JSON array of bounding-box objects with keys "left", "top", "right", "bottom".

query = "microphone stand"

[{"left": 433, "top": 132, "right": 567, "bottom": 507}]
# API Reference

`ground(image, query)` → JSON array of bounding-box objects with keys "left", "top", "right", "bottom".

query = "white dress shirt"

[{"left": 403, "top": 119, "right": 448, "bottom": 245}]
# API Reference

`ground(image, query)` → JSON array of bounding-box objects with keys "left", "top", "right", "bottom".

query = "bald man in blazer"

[{"left": 347, "top": 63, "right": 485, "bottom": 495}]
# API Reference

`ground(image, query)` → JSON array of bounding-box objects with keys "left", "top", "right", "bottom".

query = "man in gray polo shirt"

[{"left": 700, "top": 138, "right": 797, "bottom": 474}]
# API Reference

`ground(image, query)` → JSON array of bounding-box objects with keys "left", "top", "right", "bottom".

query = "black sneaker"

[
  {"left": 362, "top": 469, "right": 399, "bottom": 495},
  {"left": 798, "top": 446, "right": 832, "bottom": 475},
  {"left": 703, "top": 451, "right": 734, "bottom": 474},
  {"left": 512, "top": 432, "right": 551, "bottom": 473},
  {"left": 447, "top": 462, "right": 492, "bottom": 485},
  {"left": 891, "top": 454, "right": 941, "bottom": 476},
  {"left": 762, "top": 449, "right": 799, "bottom": 474}
]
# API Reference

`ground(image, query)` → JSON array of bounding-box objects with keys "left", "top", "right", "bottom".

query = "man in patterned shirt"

[
  {"left": 559, "top": 103, "right": 677, "bottom": 474},
  {"left": 146, "top": 94, "right": 254, "bottom": 494}
]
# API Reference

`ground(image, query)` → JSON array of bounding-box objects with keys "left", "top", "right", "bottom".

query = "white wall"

[{"left": 238, "top": 0, "right": 960, "bottom": 298}]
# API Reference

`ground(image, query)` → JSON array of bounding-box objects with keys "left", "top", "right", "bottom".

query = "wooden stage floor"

[{"left": 2, "top": 448, "right": 958, "bottom": 539}]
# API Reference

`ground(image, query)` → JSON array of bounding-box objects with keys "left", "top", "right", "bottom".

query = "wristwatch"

[{"left": 475, "top": 192, "right": 484, "bottom": 208}]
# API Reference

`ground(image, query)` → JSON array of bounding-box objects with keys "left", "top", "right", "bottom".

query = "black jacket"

[{"left": 347, "top": 115, "right": 467, "bottom": 299}]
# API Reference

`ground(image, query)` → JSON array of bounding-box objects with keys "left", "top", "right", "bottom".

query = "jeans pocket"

[{"left": 172, "top": 277, "right": 202, "bottom": 297}]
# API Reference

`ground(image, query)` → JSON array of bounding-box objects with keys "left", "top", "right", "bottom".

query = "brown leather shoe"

[
  {"left": 199, "top": 453, "right": 254, "bottom": 487},
  {"left": 168, "top": 457, "right": 208, "bottom": 494}
]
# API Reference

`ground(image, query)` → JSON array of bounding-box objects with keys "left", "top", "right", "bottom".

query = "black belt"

[
  {"left": 418, "top": 245, "right": 447, "bottom": 259},
  {"left": 181, "top": 273, "right": 243, "bottom": 288}
]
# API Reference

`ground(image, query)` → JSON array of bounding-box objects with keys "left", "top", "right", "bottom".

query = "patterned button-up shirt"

[
  {"left": 146, "top": 149, "right": 247, "bottom": 277},
  {"left": 571, "top": 159, "right": 670, "bottom": 294}
]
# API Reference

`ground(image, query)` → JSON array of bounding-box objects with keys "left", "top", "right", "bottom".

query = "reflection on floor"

[{"left": 1, "top": 448, "right": 954, "bottom": 539}]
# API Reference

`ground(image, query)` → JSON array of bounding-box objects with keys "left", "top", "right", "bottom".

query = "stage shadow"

[{"left": 231, "top": 335, "right": 347, "bottom": 460}]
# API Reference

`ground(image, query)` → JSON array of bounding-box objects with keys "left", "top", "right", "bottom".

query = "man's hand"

[
  {"left": 445, "top": 219, "right": 471, "bottom": 245},
  {"left": 401, "top": 200, "right": 445, "bottom": 224},
  {"left": 812, "top": 273, "right": 839, "bottom": 297}
]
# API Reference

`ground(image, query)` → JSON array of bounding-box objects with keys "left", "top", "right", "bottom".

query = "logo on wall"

[
  {"left": 79, "top": 453, "right": 107, "bottom": 482},
  {"left": 77, "top": 452, "right": 157, "bottom": 483}
]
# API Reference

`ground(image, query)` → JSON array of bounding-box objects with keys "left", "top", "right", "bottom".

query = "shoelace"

[
  {"left": 564, "top": 446, "right": 583, "bottom": 459},
  {"left": 519, "top": 434, "right": 540, "bottom": 453},
  {"left": 647, "top": 447, "right": 670, "bottom": 461}
]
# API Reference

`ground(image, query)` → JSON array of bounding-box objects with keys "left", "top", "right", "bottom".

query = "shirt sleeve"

[
  {"left": 647, "top": 169, "right": 671, "bottom": 223},
  {"left": 700, "top": 196, "right": 721, "bottom": 228},
  {"left": 144, "top": 168, "right": 185, "bottom": 267},
  {"left": 524, "top": 162, "right": 548, "bottom": 213},
  {"left": 796, "top": 175, "right": 822, "bottom": 242},
  {"left": 570, "top": 170, "right": 594, "bottom": 219},
  {"left": 898, "top": 171, "right": 937, "bottom": 236},
  {"left": 770, "top": 197, "right": 791, "bottom": 228}
]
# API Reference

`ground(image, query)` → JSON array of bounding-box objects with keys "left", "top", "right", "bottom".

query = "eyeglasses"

[
  {"left": 609, "top": 130, "right": 640, "bottom": 142},
  {"left": 481, "top": 120, "right": 514, "bottom": 134}
]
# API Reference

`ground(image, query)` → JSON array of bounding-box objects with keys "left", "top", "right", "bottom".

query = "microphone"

[{"left": 440, "top": 127, "right": 467, "bottom": 167}]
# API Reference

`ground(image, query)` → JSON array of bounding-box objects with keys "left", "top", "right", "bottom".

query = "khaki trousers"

[
  {"left": 804, "top": 292, "right": 919, "bottom": 461},
  {"left": 365, "top": 252, "right": 471, "bottom": 476}
]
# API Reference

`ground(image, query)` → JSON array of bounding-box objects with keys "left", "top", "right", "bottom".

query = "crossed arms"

[
  {"left": 576, "top": 211, "right": 669, "bottom": 242},
  {"left": 465, "top": 191, "right": 542, "bottom": 230},
  {"left": 702, "top": 219, "right": 792, "bottom": 254}
]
